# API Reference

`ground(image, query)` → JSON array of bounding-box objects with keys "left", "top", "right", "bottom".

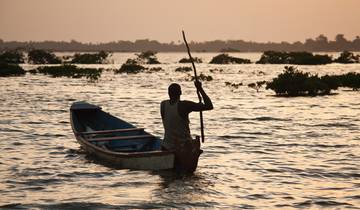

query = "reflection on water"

[{"left": 0, "top": 53, "right": 360, "bottom": 209}]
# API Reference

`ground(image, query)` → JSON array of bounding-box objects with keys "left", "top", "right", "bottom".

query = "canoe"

[{"left": 70, "top": 101, "right": 175, "bottom": 170}]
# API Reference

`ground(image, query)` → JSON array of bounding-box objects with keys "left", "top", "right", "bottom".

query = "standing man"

[{"left": 161, "top": 81, "right": 213, "bottom": 172}]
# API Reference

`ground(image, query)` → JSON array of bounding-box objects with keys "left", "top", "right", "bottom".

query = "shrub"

[
  {"left": 0, "top": 50, "right": 25, "bottom": 64},
  {"left": 256, "top": 51, "right": 332, "bottom": 65},
  {"left": 333, "top": 51, "right": 360, "bottom": 64},
  {"left": 179, "top": 57, "right": 202, "bottom": 63},
  {"left": 266, "top": 66, "right": 335, "bottom": 96},
  {"left": 175, "top": 66, "right": 192, "bottom": 72},
  {"left": 34, "top": 64, "right": 102, "bottom": 81},
  {"left": 70, "top": 51, "right": 109, "bottom": 64},
  {"left": 136, "top": 51, "right": 160, "bottom": 64},
  {"left": 338, "top": 72, "right": 360, "bottom": 90},
  {"left": 28, "top": 49, "right": 61, "bottom": 64},
  {"left": 0, "top": 62, "right": 26, "bottom": 77},
  {"left": 209, "top": 53, "right": 251, "bottom": 64},
  {"left": 115, "top": 59, "right": 146, "bottom": 74}
]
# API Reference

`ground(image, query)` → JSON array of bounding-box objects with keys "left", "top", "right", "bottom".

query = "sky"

[{"left": 0, "top": 0, "right": 359, "bottom": 43}]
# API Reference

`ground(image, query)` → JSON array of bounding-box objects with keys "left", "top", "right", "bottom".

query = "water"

[{"left": 1, "top": 53, "right": 360, "bottom": 209}]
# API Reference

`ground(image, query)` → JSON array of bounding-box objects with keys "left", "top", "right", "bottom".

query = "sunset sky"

[{"left": 0, "top": 0, "right": 359, "bottom": 43}]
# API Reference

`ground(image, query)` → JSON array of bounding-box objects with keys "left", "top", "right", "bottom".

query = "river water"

[{"left": 0, "top": 53, "right": 360, "bottom": 209}]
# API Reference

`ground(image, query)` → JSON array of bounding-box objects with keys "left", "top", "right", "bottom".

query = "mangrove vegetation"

[
  {"left": 28, "top": 49, "right": 61, "bottom": 64},
  {"left": 209, "top": 53, "right": 251, "bottom": 64},
  {"left": 179, "top": 57, "right": 202, "bottom": 63},
  {"left": 266, "top": 66, "right": 360, "bottom": 96},
  {"left": 0, "top": 62, "right": 26, "bottom": 77},
  {"left": 30, "top": 64, "right": 102, "bottom": 81},
  {"left": 70, "top": 51, "right": 110, "bottom": 64}
]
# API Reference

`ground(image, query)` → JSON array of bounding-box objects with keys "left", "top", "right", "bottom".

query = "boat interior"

[{"left": 72, "top": 108, "right": 162, "bottom": 152}]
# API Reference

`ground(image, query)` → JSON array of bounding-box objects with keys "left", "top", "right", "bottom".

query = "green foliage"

[
  {"left": 136, "top": 51, "right": 160, "bottom": 64},
  {"left": 209, "top": 53, "right": 251, "bottom": 64},
  {"left": 115, "top": 59, "right": 146, "bottom": 74},
  {"left": 175, "top": 66, "right": 192, "bottom": 72},
  {"left": 70, "top": 51, "right": 109, "bottom": 64},
  {"left": 0, "top": 62, "right": 26, "bottom": 77},
  {"left": 179, "top": 57, "right": 202, "bottom": 63},
  {"left": 333, "top": 51, "right": 360, "bottom": 63},
  {"left": 0, "top": 50, "right": 25, "bottom": 64},
  {"left": 28, "top": 49, "right": 61, "bottom": 64},
  {"left": 33, "top": 64, "right": 102, "bottom": 81},
  {"left": 256, "top": 51, "right": 332, "bottom": 65}
]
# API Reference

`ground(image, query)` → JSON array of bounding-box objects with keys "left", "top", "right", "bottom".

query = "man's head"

[{"left": 168, "top": 83, "right": 181, "bottom": 100}]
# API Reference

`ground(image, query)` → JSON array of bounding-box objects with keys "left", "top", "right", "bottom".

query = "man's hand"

[{"left": 194, "top": 80, "right": 203, "bottom": 91}]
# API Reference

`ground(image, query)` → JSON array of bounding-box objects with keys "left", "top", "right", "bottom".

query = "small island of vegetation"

[
  {"left": 30, "top": 64, "right": 102, "bottom": 81},
  {"left": 0, "top": 50, "right": 25, "bottom": 64},
  {"left": 266, "top": 66, "right": 360, "bottom": 96},
  {"left": 209, "top": 53, "right": 251, "bottom": 64},
  {"left": 0, "top": 62, "right": 26, "bottom": 77},
  {"left": 256, "top": 51, "right": 332, "bottom": 65},
  {"left": 115, "top": 59, "right": 146, "bottom": 74},
  {"left": 28, "top": 49, "right": 62, "bottom": 64},
  {"left": 179, "top": 57, "right": 202, "bottom": 63},
  {"left": 70, "top": 51, "right": 110, "bottom": 64}
]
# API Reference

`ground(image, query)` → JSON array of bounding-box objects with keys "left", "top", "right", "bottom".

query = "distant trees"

[{"left": 1, "top": 34, "right": 359, "bottom": 52}]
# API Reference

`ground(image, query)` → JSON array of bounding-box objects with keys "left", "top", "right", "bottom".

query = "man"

[{"left": 161, "top": 81, "right": 213, "bottom": 151}]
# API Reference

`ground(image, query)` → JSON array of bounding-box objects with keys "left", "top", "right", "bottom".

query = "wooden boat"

[{"left": 70, "top": 101, "right": 175, "bottom": 170}]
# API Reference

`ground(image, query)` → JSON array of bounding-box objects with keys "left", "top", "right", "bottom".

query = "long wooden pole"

[{"left": 182, "top": 30, "right": 205, "bottom": 143}]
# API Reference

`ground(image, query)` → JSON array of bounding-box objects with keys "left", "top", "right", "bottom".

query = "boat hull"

[{"left": 76, "top": 135, "right": 175, "bottom": 170}]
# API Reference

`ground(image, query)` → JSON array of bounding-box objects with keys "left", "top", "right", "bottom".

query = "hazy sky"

[{"left": 0, "top": 0, "right": 359, "bottom": 43}]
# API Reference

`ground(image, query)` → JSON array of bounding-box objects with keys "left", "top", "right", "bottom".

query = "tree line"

[{"left": 0, "top": 34, "right": 359, "bottom": 52}]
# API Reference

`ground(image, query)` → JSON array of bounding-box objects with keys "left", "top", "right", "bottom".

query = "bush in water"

[
  {"left": 136, "top": 51, "right": 161, "bottom": 64},
  {"left": 256, "top": 51, "right": 332, "bottom": 65},
  {"left": 0, "top": 50, "right": 25, "bottom": 64},
  {"left": 333, "top": 51, "right": 359, "bottom": 64},
  {"left": 70, "top": 51, "right": 110, "bottom": 64},
  {"left": 115, "top": 59, "right": 146, "bottom": 74},
  {"left": 210, "top": 53, "right": 251, "bottom": 64},
  {"left": 175, "top": 66, "right": 192, "bottom": 72},
  {"left": 28, "top": 49, "right": 61, "bottom": 64},
  {"left": 33, "top": 64, "right": 102, "bottom": 81},
  {"left": 0, "top": 62, "right": 26, "bottom": 77},
  {"left": 266, "top": 66, "right": 336, "bottom": 96},
  {"left": 179, "top": 57, "right": 202, "bottom": 63}
]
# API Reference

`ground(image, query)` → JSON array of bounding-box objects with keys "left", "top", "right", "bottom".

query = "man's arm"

[
  {"left": 179, "top": 81, "right": 213, "bottom": 116},
  {"left": 195, "top": 81, "right": 213, "bottom": 111}
]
